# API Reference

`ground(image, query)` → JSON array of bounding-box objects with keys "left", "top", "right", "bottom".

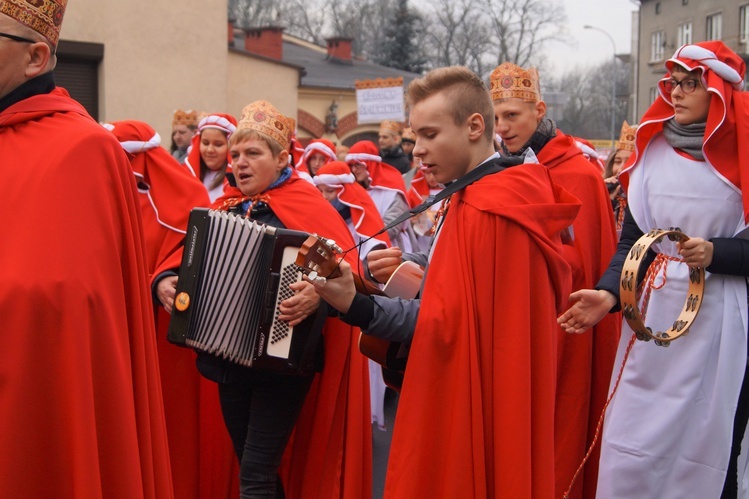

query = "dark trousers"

[
  {"left": 721, "top": 357, "right": 749, "bottom": 498},
  {"left": 218, "top": 369, "right": 315, "bottom": 499}
]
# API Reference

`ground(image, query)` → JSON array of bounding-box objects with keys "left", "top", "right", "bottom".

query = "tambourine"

[{"left": 620, "top": 228, "right": 705, "bottom": 347}]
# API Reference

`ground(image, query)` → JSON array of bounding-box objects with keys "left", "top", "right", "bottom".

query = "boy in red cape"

[
  {"left": 311, "top": 66, "right": 580, "bottom": 498},
  {"left": 492, "top": 62, "right": 620, "bottom": 499},
  {"left": 0, "top": 2, "right": 173, "bottom": 497}
]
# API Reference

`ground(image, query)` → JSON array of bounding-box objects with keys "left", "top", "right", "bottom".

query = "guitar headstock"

[{"left": 296, "top": 235, "right": 344, "bottom": 281}]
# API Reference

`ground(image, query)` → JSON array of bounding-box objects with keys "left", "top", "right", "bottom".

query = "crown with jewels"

[
  {"left": 379, "top": 120, "right": 402, "bottom": 136},
  {"left": 237, "top": 100, "right": 295, "bottom": 151},
  {"left": 489, "top": 62, "right": 541, "bottom": 103},
  {"left": 0, "top": 0, "right": 67, "bottom": 46},
  {"left": 618, "top": 121, "right": 638, "bottom": 152},
  {"left": 172, "top": 109, "right": 198, "bottom": 127}
]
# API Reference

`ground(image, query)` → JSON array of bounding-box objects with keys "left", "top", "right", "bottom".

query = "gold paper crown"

[
  {"left": 173, "top": 109, "right": 198, "bottom": 127},
  {"left": 237, "top": 100, "right": 295, "bottom": 152},
  {"left": 617, "top": 121, "right": 638, "bottom": 152},
  {"left": 379, "top": 120, "right": 402, "bottom": 136},
  {"left": 0, "top": 0, "right": 67, "bottom": 46},
  {"left": 489, "top": 62, "right": 541, "bottom": 103}
]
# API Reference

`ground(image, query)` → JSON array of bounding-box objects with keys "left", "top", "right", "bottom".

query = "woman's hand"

[
  {"left": 157, "top": 275, "right": 179, "bottom": 314},
  {"left": 278, "top": 281, "right": 321, "bottom": 327},
  {"left": 558, "top": 289, "right": 617, "bottom": 334},
  {"left": 367, "top": 247, "right": 403, "bottom": 283},
  {"left": 677, "top": 237, "right": 713, "bottom": 268},
  {"left": 604, "top": 176, "right": 621, "bottom": 201}
]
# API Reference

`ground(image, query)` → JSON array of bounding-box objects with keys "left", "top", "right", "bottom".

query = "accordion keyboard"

[{"left": 266, "top": 246, "right": 302, "bottom": 359}]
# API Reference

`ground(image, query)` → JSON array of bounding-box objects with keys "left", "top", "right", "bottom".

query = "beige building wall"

[
  {"left": 61, "top": 0, "right": 228, "bottom": 142},
  {"left": 226, "top": 51, "right": 299, "bottom": 120}
]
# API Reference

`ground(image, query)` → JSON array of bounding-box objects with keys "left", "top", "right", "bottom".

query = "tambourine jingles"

[{"left": 620, "top": 228, "right": 705, "bottom": 347}]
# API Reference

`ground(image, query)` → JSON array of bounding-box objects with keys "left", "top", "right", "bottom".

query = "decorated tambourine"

[{"left": 620, "top": 228, "right": 705, "bottom": 347}]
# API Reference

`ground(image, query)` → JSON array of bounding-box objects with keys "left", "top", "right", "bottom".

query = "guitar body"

[
  {"left": 297, "top": 235, "right": 409, "bottom": 390},
  {"left": 358, "top": 334, "right": 407, "bottom": 391}
]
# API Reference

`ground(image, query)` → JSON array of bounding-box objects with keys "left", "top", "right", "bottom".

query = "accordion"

[{"left": 168, "top": 208, "right": 325, "bottom": 374}]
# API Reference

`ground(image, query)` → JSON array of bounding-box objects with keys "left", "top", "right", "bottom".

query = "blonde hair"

[
  {"left": 230, "top": 128, "right": 285, "bottom": 157},
  {"left": 406, "top": 66, "right": 495, "bottom": 142}
]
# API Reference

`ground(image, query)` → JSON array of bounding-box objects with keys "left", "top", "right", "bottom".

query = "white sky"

[{"left": 543, "top": 0, "right": 639, "bottom": 73}]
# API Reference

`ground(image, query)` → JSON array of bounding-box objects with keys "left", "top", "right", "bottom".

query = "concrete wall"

[
  {"left": 61, "top": 0, "right": 228, "bottom": 141},
  {"left": 226, "top": 51, "right": 299, "bottom": 121}
]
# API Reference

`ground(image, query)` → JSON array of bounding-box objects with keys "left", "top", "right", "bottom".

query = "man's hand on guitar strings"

[{"left": 305, "top": 258, "right": 358, "bottom": 314}]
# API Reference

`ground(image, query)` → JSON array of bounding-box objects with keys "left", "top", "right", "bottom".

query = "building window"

[
  {"left": 706, "top": 13, "right": 723, "bottom": 41},
  {"left": 651, "top": 31, "right": 665, "bottom": 61},
  {"left": 656, "top": 2, "right": 661, "bottom": 14},
  {"left": 678, "top": 22, "right": 692, "bottom": 46},
  {"left": 741, "top": 5, "right": 749, "bottom": 43},
  {"left": 682, "top": 0, "right": 688, "bottom": 4},
  {"left": 650, "top": 87, "right": 658, "bottom": 103}
]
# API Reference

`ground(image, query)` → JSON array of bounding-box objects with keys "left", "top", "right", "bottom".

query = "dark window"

[
  {"left": 54, "top": 40, "right": 104, "bottom": 120},
  {"left": 656, "top": 2, "right": 661, "bottom": 14}
]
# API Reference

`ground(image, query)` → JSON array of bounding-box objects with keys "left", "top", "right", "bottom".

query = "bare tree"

[
  {"left": 483, "top": 0, "right": 566, "bottom": 68},
  {"left": 545, "top": 59, "right": 630, "bottom": 140},
  {"left": 229, "top": 0, "right": 279, "bottom": 29}
]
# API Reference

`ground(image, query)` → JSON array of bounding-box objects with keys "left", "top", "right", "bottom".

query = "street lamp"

[{"left": 584, "top": 24, "right": 617, "bottom": 149}]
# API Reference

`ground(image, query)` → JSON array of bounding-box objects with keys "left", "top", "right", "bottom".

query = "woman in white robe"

[{"left": 558, "top": 41, "right": 749, "bottom": 498}]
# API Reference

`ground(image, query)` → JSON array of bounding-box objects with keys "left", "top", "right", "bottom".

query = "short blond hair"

[
  {"left": 229, "top": 128, "right": 285, "bottom": 157},
  {"left": 406, "top": 66, "right": 495, "bottom": 142}
]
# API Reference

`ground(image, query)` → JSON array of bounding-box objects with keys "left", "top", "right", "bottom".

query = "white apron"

[{"left": 597, "top": 135, "right": 749, "bottom": 498}]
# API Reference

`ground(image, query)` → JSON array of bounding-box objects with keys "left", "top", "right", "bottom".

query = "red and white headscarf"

[
  {"left": 345, "top": 140, "right": 408, "bottom": 199},
  {"left": 106, "top": 120, "right": 209, "bottom": 234},
  {"left": 620, "top": 41, "right": 749, "bottom": 222},
  {"left": 314, "top": 161, "right": 391, "bottom": 246},
  {"left": 296, "top": 138, "right": 337, "bottom": 182},
  {"left": 184, "top": 113, "right": 238, "bottom": 179},
  {"left": 575, "top": 137, "right": 606, "bottom": 174}
]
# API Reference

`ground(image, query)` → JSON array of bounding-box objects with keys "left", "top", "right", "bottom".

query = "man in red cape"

[
  {"left": 492, "top": 61, "right": 620, "bottom": 499},
  {"left": 108, "top": 120, "right": 241, "bottom": 499},
  {"left": 0, "top": 2, "right": 173, "bottom": 497},
  {"left": 311, "top": 66, "right": 580, "bottom": 498}
]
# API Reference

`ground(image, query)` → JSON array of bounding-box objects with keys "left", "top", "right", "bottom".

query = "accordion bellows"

[{"left": 168, "top": 208, "right": 325, "bottom": 374}]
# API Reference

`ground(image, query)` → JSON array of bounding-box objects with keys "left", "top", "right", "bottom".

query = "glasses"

[
  {"left": 0, "top": 31, "right": 36, "bottom": 44},
  {"left": 660, "top": 77, "right": 700, "bottom": 95}
]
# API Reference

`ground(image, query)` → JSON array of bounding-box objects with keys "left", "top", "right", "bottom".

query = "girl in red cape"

[{"left": 184, "top": 113, "right": 238, "bottom": 202}]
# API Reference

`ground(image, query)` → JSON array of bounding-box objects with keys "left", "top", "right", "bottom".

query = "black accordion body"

[{"left": 168, "top": 208, "right": 325, "bottom": 375}]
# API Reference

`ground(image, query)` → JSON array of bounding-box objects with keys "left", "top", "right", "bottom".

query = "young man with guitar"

[{"left": 307, "top": 65, "right": 581, "bottom": 498}]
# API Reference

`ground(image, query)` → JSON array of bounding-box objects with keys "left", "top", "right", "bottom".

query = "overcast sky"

[{"left": 543, "top": 0, "right": 640, "bottom": 73}]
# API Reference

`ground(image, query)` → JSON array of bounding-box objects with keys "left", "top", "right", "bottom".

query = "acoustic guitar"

[{"left": 295, "top": 235, "right": 414, "bottom": 390}]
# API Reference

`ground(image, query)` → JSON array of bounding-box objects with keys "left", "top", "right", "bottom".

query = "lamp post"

[{"left": 584, "top": 25, "right": 617, "bottom": 149}]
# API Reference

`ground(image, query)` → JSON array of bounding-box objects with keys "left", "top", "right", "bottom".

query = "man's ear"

[
  {"left": 535, "top": 101, "right": 547, "bottom": 122},
  {"left": 467, "top": 112, "right": 486, "bottom": 142},
  {"left": 25, "top": 42, "right": 52, "bottom": 79}
]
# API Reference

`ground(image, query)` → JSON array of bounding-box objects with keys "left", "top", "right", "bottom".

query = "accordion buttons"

[{"left": 175, "top": 292, "right": 190, "bottom": 312}]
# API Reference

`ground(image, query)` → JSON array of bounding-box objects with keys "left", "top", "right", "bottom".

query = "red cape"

[
  {"left": 384, "top": 163, "right": 580, "bottom": 498},
  {"left": 108, "top": 120, "right": 241, "bottom": 498},
  {"left": 0, "top": 89, "right": 173, "bottom": 497},
  {"left": 537, "top": 131, "right": 621, "bottom": 499},
  {"left": 214, "top": 173, "right": 373, "bottom": 498}
]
